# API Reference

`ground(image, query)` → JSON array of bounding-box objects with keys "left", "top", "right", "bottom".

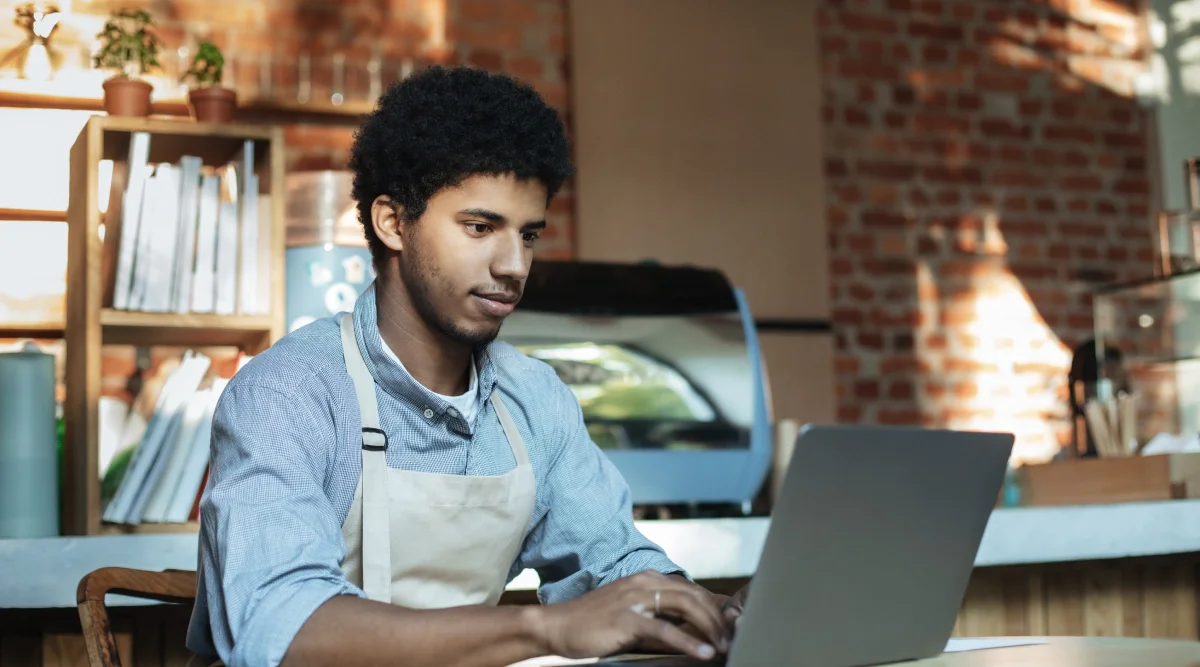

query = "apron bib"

[{"left": 337, "top": 313, "right": 537, "bottom": 607}]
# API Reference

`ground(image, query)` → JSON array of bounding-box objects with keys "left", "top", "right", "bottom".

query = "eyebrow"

[{"left": 460, "top": 208, "right": 546, "bottom": 231}]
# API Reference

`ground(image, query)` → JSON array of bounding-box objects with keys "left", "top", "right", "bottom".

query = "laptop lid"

[{"left": 727, "top": 424, "right": 1014, "bottom": 667}]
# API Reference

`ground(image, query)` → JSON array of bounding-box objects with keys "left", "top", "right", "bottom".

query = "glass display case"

[
  {"left": 497, "top": 260, "right": 773, "bottom": 509},
  {"left": 1092, "top": 269, "right": 1200, "bottom": 449}
]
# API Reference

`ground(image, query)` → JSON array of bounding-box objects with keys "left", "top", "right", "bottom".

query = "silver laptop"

[{"left": 601, "top": 424, "right": 1014, "bottom": 667}]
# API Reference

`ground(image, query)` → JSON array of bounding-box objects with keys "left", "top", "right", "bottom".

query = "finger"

[
  {"left": 670, "top": 583, "right": 732, "bottom": 647},
  {"left": 655, "top": 589, "right": 730, "bottom": 653},
  {"left": 636, "top": 616, "right": 717, "bottom": 661}
]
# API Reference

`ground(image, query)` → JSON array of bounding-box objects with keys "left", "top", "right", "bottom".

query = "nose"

[{"left": 491, "top": 230, "right": 531, "bottom": 284}]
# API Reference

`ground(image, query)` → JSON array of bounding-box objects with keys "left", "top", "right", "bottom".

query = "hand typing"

[{"left": 530, "top": 570, "right": 732, "bottom": 661}]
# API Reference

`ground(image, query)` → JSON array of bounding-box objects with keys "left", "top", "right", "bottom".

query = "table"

[
  {"left": 904, "top": 637, "right": 1200, "bottom": 666},
  {"left": 511, "top": 637, "right": 1200, "bottom": 666}
]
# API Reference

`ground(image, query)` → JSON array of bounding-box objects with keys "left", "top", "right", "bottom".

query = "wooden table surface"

[
  {"left": 901, "top": 637, "right": 1200, "bottom": 666},
  {"left": 512, "top": 637, "right": 1200, "bottom": 666}
]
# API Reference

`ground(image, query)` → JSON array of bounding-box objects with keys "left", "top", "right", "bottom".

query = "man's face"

[{"left": 394, "top": 173, "right": 548, "bottom": 346}]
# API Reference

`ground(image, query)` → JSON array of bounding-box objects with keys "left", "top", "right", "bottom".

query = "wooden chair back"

[{"left": 76, "top": 567, "right": 198, "bottom": 667}]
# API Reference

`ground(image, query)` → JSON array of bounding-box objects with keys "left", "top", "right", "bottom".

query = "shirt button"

[{"left": 423, "top": 408, "right": 435, "bottom": 419}]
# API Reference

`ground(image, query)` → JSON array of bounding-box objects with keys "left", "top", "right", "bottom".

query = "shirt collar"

[{"left": 351, "top": 281, "right": 498, "bottom": 422}]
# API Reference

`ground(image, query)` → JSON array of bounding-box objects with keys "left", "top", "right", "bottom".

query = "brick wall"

[
  {"left": 53, "top": 0, "right": 573, "bottom": 258},
  {"left": 821, "top": 0, "right": 1156, "bottom": 463}
]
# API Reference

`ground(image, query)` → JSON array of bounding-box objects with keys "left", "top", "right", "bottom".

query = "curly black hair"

[{"left": 348, "top": 65, "right": 574, "bottom": 265}]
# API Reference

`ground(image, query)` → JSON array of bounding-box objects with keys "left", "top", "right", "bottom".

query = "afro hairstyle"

[{"left": 348, "top": 65, "right": 574, "bottom": 265}]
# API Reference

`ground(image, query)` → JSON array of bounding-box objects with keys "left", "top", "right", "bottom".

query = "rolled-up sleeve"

[
  {"left": 195, "top": 382, "right": 365, "bottom": 667},
  {"left": 518, "top": 380, "right": 687, "bottom": 604}
]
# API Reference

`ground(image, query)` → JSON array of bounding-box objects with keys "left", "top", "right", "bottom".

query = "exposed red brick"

[
  {"left": 923, "top": 165, "right": 983, "bottom": 184},
  {"left": 913, "top": 114, "right": 970, "bottom": 133},
  {"left": 1035, "top": 197, "right": 1057, "bottom": 212},
  {"left": 823, "top": 35, "right": 851, "bottom": 53},
  {"left": 1103, "top": 131, "right": 1144, "bottom": 148},
  {"left": 1020, "top": 99, "right": 1044, "bottom": 116},
  {"left": 841, "top": 11, "right": 901, "bottom": 34},
  {"left": 951, "top": 2, "right": 975, "bottom": 20},
  {"left": 845, "top": 107, "right": 872, "bottom": 126},
  {"left": 859, "top": 39, "right": 887, "bottom": 59},
  {"left": 859, "top": 160, "right": 919, "bottom": 180},
  {"left": 908, "top": 20, "right": 963, "bottom": 40},
  {"left": 956, "top": 92, "right": 982, "bottom": 111},
  {"left": 889, "top": 380, "right": 915, "bottom": 399},
  {"left": 838, "top": 405, "right": 863, "bottom": 423},
  {"left": 1061, "top": 221, "right": 1107, "bottom": 237},
  {"left": 836, "top": 356, "right": 861, "bottom": 374},
  {"left": 980, "top": 118, "right": 1031, "bottom": 139},
  {"left": 862, "top": 210, "right": 910, "bottom": 229},
  {"left": 878, "top": 408, "right": 929, "bottom": 425},
  {"left": 1044, "top": 125, "right": 1096, "bottom": 143},
  {"left": 923, "top": 43, "right": 951, "bottom": 63},
  {"left": 1060, "top": 174, "right": 1104, "bottom": 191},
  {"left": 460, "top": 0, "right": 501, "bottom": 22},
  {"left": 976, "top": 72, "right": 1032, "bottom": 93},
  {"left": 1115, "top": 178, "right": 1150, "bottom": 195},
  {"left": 841, "top": 60, "right": 902, "bottom": 81}
]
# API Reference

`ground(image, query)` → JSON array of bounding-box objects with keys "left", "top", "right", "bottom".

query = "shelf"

[
  {"left": 0, "top": 207, "right": 66, "bottom": 222},
  {"left": 100, "top": 309, "right": 275, "bottom": 349},
  {"left": 0, "top": 322, "right": 65, "bottom": 339},
  {"left": 0, "top": 89, "right": 370, "bottom": 123},
  {"left": 99, "top": 521, "right": 200, "bottom": 535}
]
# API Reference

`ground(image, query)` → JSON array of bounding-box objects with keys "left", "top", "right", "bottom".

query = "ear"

[{"left": 371, "top": 195, "right": 405, "bottom": 253}]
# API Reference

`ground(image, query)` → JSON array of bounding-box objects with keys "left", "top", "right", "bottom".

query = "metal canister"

[{"left": 284, "top": 171, "right": 374, "bottom": 332}]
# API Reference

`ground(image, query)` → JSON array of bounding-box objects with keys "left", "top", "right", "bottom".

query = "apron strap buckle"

[{"left": 362, "top": 427, "right": 388, "bottom": 451}]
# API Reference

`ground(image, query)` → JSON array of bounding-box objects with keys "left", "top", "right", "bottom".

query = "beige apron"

[
  {"left": 189, "top": 316, "right": 537, "bottom": 667},
  {"left": 337, "top": 313, "right": 537, "bottom": 607}
]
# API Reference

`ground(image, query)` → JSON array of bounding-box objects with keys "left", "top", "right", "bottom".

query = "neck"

[{"left": 374, "top": 271, "right": 473, "bottom": 396}]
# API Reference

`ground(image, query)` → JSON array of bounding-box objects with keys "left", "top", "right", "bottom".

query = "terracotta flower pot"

[
  {"left": 102, "top": 77, "right": 153, "bottom": 117},
  {"left": 188, "top": 86, "right": 237, "bottom": 124}
]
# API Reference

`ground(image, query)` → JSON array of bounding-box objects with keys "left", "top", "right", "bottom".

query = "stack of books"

[
  {"left": 106, "top": 132, "right": 271, "bottom": 316},
  {"left": 100, "top": 351, "right": 249, "bottom": 525}
]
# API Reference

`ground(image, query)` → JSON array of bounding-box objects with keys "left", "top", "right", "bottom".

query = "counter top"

[{"left": 4, "top": 499, "right": 1200, "bottom": 609}]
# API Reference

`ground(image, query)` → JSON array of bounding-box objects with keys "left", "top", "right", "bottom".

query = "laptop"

[{"left": 599, "top": 424, "right": 1014, "bottom": 667}]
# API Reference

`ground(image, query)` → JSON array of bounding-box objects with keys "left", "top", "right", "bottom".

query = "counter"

[{"left": 4, "top": 499, "right": 1200, "bottom": 609}]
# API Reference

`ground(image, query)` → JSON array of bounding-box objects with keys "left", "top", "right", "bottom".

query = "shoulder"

[
  {"left": 216, "top": 315, "right": 351, "bottom": 423},
  {"left": 485, "top": 341, "right": 569, "bottom": 402}
]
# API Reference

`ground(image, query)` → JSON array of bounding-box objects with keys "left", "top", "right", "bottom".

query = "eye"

[
  {"left": 522, "top": 230, "right": 542, "bottom": 244},
  {"left": 465, "top": 222, "right": 491, "bottom": 235}
]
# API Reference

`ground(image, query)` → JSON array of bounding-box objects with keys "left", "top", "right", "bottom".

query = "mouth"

[{"left": 471, "top": 291, "right": 520, "bottom": 318}]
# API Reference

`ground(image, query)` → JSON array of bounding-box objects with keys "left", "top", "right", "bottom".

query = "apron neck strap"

[
  {"left": 490, "top": 393, "right": 530, "bottom": 467},
  {"left": 340, "top": 313, "right": 392, "bottom": 602}
]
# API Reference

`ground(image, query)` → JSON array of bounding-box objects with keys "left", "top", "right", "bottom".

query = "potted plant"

[
  {"left": 182, "top": 41, "right": 236, "bottom": 123},
  {"left": 93, "top": 8, "right": 161, "bottom": 117}
]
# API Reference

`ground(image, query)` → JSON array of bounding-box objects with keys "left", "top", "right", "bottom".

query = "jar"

[{"left": 284, "top": 171, "right": 374, "bottom": 333}]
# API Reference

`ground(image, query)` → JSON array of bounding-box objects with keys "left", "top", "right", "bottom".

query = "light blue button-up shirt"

[{"left": 185, "top": 283, "right": 684, "bottom": 666}]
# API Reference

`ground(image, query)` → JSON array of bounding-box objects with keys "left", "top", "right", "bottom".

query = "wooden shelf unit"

[
  {"left": 64, "top": 115, "right": 286, "bottom": 536},
  {"left": 99, "top": 521, "right": 201, "bottom": 535}
]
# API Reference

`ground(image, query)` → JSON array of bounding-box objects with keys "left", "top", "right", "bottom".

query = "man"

[{"left": 186, "top": 66, "right": 745, "bottom": 667}]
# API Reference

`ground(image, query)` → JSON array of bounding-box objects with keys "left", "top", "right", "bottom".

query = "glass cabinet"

[{"left": 1092, "top": 269, "right": 1200, "bottom": 448}]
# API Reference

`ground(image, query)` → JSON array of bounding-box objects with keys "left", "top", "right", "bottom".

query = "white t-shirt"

[{"left": 379, "top": 336, "right": 479, "bottom": 424}]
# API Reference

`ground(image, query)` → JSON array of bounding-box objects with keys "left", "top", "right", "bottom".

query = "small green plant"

[
  {"left": 92, "top": 8, "right": 161, "bottom": 78},
  {"left": 182, "top": 41, "right": 225, "bottom": 87}
]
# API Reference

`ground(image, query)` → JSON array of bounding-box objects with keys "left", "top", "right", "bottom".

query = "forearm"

[{"left": 281, "top": 594, "right": 548, "bottom": 667}]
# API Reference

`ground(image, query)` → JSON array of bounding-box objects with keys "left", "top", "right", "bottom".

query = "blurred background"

[{"left": 6, "top": 0, "right": 1200, "bottom": 660}]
